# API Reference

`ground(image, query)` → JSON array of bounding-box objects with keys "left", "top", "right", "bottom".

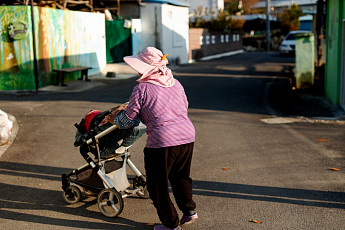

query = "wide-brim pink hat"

[
  {"left": 123, "top": 47, "right": 169, "bottom": 74},
  {"left": 123, "top": 55, "right": 151, "bottom": 74}
]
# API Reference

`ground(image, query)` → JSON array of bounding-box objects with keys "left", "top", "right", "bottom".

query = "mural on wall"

[
  {"left": 0, "top": 6, "right": 35, "bottom": 90},
  {"left": 0, "top": 6, "right": 105, "bottom": 90}
]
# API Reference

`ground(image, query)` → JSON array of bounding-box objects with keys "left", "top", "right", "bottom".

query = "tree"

[
  {"left": 225, "top": 0, "right": 242, "bottom": 15},
  {"left": 241, "top": 0, "right": 259, "bottom": 14},
  {"left": 190, "top": 8, "right": 245, "bottom": 32},
  {"left": 224, "top": 0, "right": 259, "bottom": 15},
  {"left": 278, "top": 4, "right": 303, "bottom": 32}
]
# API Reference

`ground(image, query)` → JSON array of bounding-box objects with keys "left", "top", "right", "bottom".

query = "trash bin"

[{"left": 295, "top": 33, "right": 314, "bottom": 89}]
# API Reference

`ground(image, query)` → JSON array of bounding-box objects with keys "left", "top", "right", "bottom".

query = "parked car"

[{"left": 279, "top": 30, "right": 311, "bottom": 56}]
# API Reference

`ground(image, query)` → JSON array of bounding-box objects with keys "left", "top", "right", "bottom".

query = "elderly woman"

[{"left": 111, "top": 47, "right": 198, "bottom": 230}]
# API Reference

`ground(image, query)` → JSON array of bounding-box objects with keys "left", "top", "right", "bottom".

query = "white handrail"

[{"left": 86, "top": 124, "right": 118, "bottom": 145}]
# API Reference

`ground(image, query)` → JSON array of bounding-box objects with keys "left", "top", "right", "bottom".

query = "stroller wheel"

[
  {"left": 133, "top": 176, "right": 150, "bottom": 199},
  {"left": 62, "top": 185, "right": 82, "bottom": 204},
  {"left": 97, "top": 188, "right": 124, "bottom": 217}
]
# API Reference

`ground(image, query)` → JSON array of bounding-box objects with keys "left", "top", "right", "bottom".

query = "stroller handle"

[{"left": 86, "top": 124, "right": 118, "bottom": 145}]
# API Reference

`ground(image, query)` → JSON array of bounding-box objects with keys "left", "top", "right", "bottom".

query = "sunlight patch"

[{"left": 260, "top": 117, "right": 306, "bottom": 124}]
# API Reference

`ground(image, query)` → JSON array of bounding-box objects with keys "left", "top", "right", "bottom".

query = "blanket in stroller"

[{"left": 74, "top": 103, "right": 146, "bottom": 159}]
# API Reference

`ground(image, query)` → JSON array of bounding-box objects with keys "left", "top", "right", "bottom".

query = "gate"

[
  {"left": 341, "top": 20, "right": 345, "bottom": 110},
  {"left": 105, "top": 20, "right": 132, "bottom": 63}
]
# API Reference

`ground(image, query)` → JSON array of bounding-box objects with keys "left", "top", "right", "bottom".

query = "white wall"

[
  {"left": 139, "top": 3, "right": 189, "bottom": 64},
  {"left": 140, "top": 3, "right": 161, "bottom": 50},
  {"left": 81, "top": 12, "right": 106, "bottom": 75},
  {"left": 161, "top": 4, "right": 189, "bottom": 64},
  {"left": 131, "top": 19, "right": 143, "bottom": 55},
  {"left": 61, "top": 10, "right": 106, "bottom": 75}
]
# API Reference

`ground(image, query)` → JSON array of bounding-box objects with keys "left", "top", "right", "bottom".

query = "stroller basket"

[{"left": 76, "top": 157, "right": 129, "bottom": 193}]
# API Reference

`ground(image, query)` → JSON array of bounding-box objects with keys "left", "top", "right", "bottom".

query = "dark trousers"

[{"left": 144, "top": 142, "right": 196, "bottom": 228}]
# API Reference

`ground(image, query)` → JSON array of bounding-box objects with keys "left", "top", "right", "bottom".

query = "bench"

[{"left": 52, "top": 66, "right": 92, "bottom": 86}]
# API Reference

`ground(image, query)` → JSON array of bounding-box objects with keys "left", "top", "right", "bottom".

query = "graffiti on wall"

[{"left": 0, "top": 6, "right": 105, "bottom": 90}]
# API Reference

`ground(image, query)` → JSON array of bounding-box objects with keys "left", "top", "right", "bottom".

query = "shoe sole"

[{"left": 181, "top": 218, "right": 198, "bottom": 225}]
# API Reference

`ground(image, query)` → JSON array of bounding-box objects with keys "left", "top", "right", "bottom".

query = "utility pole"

[
  {"left": 266, "top": 0, "right": 271, "bottom": 51},
  {"left": 30, "top": 0, "right": 39, "bottom": 91}
]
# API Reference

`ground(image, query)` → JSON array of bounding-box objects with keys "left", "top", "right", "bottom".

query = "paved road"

[{"left": 1, "top": 52, "right": 345, "bottom": 229}]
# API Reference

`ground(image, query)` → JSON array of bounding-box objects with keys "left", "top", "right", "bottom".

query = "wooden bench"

[{"left": 52, "top": 66, "right": 92, "bottom": 86}]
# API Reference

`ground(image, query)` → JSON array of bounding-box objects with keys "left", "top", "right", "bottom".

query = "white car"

[{"left": 279, "top": 30, "right": 311, "bottom": 56}]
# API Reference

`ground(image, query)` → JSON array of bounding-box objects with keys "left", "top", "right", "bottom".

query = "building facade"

[
  {"left": 181, "top": 0, "right": 224, "bottom": 21},
  {"left": 121, "top": 0, "right": 190, "bottom": 65}
]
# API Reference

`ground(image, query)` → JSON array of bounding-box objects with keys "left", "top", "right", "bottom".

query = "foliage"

[
  {"left": 229, "top": 17, "right": 245, "bottom": 31},
  {"left": 241, "top": 0, "right": 259, "bottom": 14},
  {"left": 224, "top": 0, "right": 259, "bottom": 15},
  {"left": 225, "top": 0, "right": 242, "bottom": 15},
  {"left": 190, "top": 7, "right": 245, "bottom": 32},
  {"left": 278, "top": 4, "right": 304, "bottom": 32}
]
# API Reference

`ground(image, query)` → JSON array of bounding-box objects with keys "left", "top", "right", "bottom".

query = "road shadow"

[
  {"left": 0, "top": 52, "right": 338, "bottom": 117},
  {"left": 1, "top": 160, "right": 345, "bottom": 228},
  {"left": 193, "top": 180, "right": 345, "bottom": 209},
  {"left": 0, "top": 53, "right": 289, "bottom": 112},
  {"left": 0, "top": 161, "right": 152, "bottom": 229}
]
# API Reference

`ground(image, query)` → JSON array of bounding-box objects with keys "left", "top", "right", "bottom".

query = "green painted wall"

[
  {"left": 105, "top": 20, "right": 132, "bottom": 63},
  {"left": 325, "top": 0, "right": 344, "bottom": 104},
  {"left": 0, "top": 6, "right": 105, "bottom": 90}
]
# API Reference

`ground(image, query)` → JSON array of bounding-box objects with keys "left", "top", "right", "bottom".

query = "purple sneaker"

[
  {"left": 180, "top": 212, "right": 198, "bottom": 225},
  {"left": 153, "top": 224, "right": 183, "bottom": 230}
]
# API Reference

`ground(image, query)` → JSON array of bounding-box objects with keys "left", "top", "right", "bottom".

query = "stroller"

[{"left": 61, "top": 103, "right": 149, "bottom": 217}]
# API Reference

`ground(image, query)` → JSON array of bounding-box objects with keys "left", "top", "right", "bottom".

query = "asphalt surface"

[{"left": 1, "top": 51, "right": 345, "bottom": 229}]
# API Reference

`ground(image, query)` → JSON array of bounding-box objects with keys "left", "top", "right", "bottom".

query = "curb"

[
  {"left": 187, "top": 49, "right": 244, "bottom": 63},
  {"left": 262, "top": 77, "right": 345, "bottom": 123}
]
